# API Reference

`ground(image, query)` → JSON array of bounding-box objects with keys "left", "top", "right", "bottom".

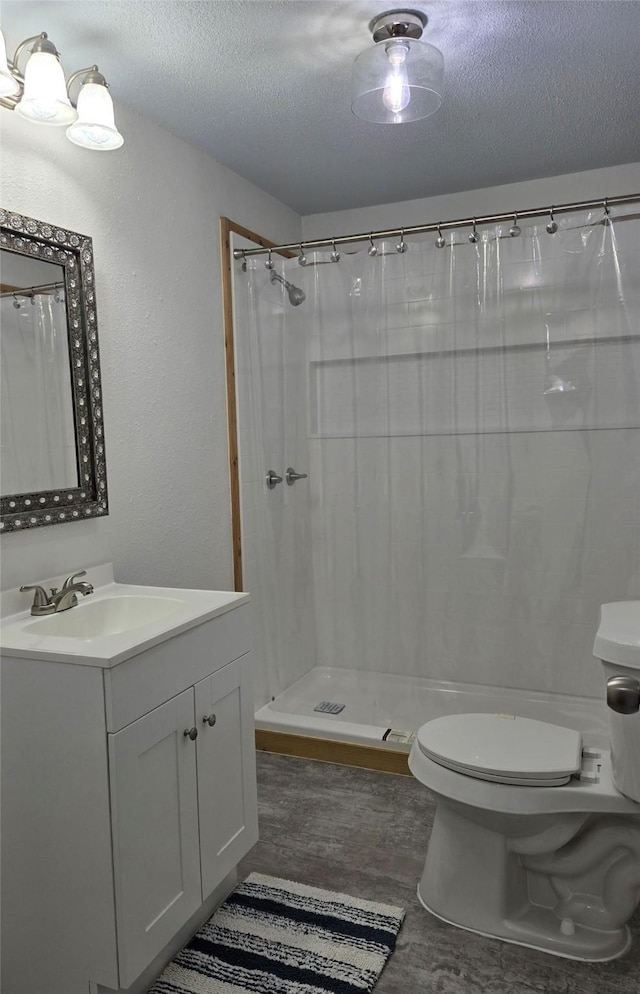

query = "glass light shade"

[
  {"left": 16, "top": 50, "right": 77, "bottom": 125},
  {"left": 66, "top": 81, "right": 123, "bottom": 150},
  {"left": 352, "top": 39, "right": 443, "bottom": 124},
  {"left": 0, "top": 29, "right": 20, "bottom": 97}
]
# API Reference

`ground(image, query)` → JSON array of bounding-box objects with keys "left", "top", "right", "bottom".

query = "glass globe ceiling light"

[{"left": 351, "top": 9, "right": 443, "bottom": 124}]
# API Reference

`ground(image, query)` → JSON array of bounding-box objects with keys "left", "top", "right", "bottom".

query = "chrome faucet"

[{"left": 21, "top": 570, "right": 94, "bottom": 616}]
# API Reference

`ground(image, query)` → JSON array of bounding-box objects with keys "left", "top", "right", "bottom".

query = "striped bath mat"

[{"left": 149, "top": 872, "right": 405, "bottom": 993}]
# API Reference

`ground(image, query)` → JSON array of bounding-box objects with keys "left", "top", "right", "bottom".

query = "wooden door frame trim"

[{"left": 219, "top": 218, "right": 294, "bottom": 591}]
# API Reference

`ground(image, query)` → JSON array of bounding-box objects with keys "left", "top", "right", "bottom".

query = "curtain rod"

[
  {"left": 232, "top": 192, "right": 640, "bottom": 260},
  {"left": 0, "top": 280, "right": 64, "bottom": 298}
]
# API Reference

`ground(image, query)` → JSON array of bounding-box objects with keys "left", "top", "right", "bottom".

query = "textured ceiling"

[{"left": 3, "top": 1, "right": 640, "bottom": 214}]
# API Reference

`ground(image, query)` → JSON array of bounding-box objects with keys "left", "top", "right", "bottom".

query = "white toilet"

[{"left": 409, "top": 602, "right": 640, "bottom": 961}]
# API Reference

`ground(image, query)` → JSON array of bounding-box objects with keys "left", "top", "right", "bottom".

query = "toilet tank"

[{"left": 594, "top": 601, "right": 640, "bottom": 803}]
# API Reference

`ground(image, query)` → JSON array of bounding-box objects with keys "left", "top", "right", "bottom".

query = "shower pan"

[{"left": 227, "top": 204, "right": 640, "bottom": 764}]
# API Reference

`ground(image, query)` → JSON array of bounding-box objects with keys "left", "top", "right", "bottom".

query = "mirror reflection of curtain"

[{"left": 1, "top": 291, "right": 78, "bottom": 494}]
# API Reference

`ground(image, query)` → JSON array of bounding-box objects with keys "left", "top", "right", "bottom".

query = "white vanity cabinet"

[
  {"left": 1, "top": 591, "right": 258, "bottom": 994},
  {"left": 109, "top": 655, "right": 257, "bottom": 987}
]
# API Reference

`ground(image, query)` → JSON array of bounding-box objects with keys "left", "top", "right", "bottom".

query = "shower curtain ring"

[
  {"left": 298, "top": 243, "right": 307, "bottom": 266},
  {"left": 436, "top": 224, "right": 446, "bottom": 249},
  {"left": 546, "top": 206, "right": 558, "bottom": 234},
  {"left": 603, "top": 197, "right": 611, "bottom": 225},
  {"left": 509, "top": 212, "right": 521, "bottom": 237},
  {"left": 330, "top": 239, "right": 341, "bottom": 263},
  {"left": 265, "top": 249, "right": 274, "bottom": 270},
  {"left": 396, "top": 229, "right": 407, "bottom": 254},
  {"left": 12, "top": 292, "right": 21, "bottom": 309},
  {"left": 368, "top": 233, "right": 378, "bottom": 257},
  {"left": 240, "top": 250, "right": 247, "bottom": 272},
  {"left": 468, "top": 220, "right": 479, "bottom": 244}
]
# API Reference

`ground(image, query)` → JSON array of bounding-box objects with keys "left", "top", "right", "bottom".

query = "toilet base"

[
  {"left": 417, "top": 883, "right": 632, "bottom": 962},
  {"left": 417, "top": 796, "right": 636, "bottom": 962}
]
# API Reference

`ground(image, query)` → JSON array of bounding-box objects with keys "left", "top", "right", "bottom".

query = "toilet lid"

[{"left": 417, "top": 714, "right": 583, "bottom": 786}]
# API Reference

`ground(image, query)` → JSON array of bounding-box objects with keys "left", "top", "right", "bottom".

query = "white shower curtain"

[
  {"left": 1, "top": 290, "right": 77, "bottom": 494},
  {"left": 237, "top": 208, "right": 639, "bottom": 710}
]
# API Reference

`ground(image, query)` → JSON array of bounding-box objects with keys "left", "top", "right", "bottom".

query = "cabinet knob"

[
  {"left": 203, "top": 713, "right": 217, "bottom": 727},
  {"left": 184, "top": 726, "right": 198, "bottom": 741}
]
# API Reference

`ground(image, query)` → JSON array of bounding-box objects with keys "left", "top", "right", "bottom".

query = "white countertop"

[{"left": 0, "top": 564, "right": 249, "bottom": 667}]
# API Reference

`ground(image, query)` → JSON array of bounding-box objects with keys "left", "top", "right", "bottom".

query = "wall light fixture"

[
  {"left": 351, "top": 8, "right": 443, "bottom": 124},
  {"left": 0, "top": 28, "right": 123, "bottom": 150}
]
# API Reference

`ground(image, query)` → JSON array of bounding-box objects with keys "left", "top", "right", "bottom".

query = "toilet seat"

[{"left": 416, "top": 713, "right": 583, "bottom": 787}]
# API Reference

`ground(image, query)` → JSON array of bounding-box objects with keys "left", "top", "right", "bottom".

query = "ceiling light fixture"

[
  {"left": 66, "top": 67, "right": 124, "bottom": 150},
  {"left": 351, "top": 9, "right": 443, "bottom": 124},
  {"left": 0, "top": 28, "right": 123, "bottom": 150}
]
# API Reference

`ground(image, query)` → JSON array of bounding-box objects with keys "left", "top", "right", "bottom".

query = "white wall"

[
  {"left": 303, "top": 162, "right": 640, "bottom": 239},
  {"left": 0, "top": 103, "right": 300, "bottom": 593}
]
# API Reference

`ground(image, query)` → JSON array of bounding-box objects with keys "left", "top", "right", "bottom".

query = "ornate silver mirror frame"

[{"left": 0, "top": 208, "right": 108, "bottom": 532}]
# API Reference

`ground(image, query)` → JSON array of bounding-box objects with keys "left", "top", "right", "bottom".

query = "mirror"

[{"left": 0, "top": 209, "right": 108, "bottom": 532}]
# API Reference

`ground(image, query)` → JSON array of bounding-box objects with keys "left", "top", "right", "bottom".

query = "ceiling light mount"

[
  {"left": 369, "top": 9, "right": 427, "bottom": 43},
  {"left": 352, "top": 7, "right": 443, "bottom": 124}
]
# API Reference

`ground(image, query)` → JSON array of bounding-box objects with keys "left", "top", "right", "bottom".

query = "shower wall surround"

[
  {"left": 238, "top": 166, "right": 639, "bottom": 706},
  {"left": 306, "top": 219, "right": 638, "bottom": 699},
  {"left": 1, "top": 104, "right": 300, "bottom": 591},
  {"left": 297, "top": 164, "right": 639, "bottom": 701}
]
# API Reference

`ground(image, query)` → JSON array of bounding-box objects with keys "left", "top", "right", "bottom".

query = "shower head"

[{"left": 270, "top": 270, "right": 306, "bottom": 307}]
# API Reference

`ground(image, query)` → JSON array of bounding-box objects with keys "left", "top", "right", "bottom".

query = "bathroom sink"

[
  {"left": 0, "top": 564, "right": 250, "bottom": 667},
  {"left": 23, "top": 595, "right": 184, "bottom": 640}
]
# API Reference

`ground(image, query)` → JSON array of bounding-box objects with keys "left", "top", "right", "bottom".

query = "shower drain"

[{"left": 313, "top": 701, "right": 345, "bottom": 714}]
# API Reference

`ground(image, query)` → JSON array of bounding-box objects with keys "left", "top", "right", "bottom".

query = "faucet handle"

[
  {"left": 62, "top": 570, "right": 87, "bottom": 590},
  {"left": 20, "top": 584, "right": 50, "bottom": 606},
  {"left": 20, "top": 584, "right": 55, "bottom": 615}
]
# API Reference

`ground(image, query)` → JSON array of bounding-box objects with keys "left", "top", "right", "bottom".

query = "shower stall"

[{"left": 229, "top": 202, "right": 640, "bottom": 755}]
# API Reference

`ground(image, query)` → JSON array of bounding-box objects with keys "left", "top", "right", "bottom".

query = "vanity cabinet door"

[
  {"left": 195, "top": 653, "right": 259, "bottom": 897},
  {"left": 108, "top": 688, "right": 202, "bottom": 988}
]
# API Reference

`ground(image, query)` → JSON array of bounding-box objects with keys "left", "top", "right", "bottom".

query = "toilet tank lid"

[{"left": 593, "top": 601, "right": 640, "bottom": 669}]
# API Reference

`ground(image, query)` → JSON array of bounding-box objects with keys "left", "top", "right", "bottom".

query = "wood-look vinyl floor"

[{"left": 239, "top": 751, "right": 640, "bottom": 994}]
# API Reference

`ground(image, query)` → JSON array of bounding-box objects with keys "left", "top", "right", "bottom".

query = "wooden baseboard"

[{"left": 255, "top": 728, "right": 411, "bottom": 776}]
